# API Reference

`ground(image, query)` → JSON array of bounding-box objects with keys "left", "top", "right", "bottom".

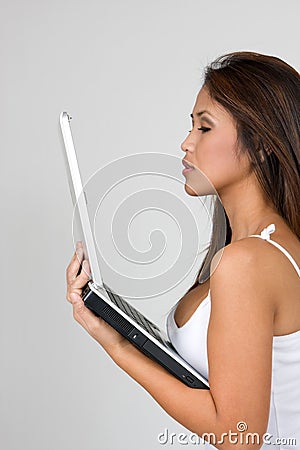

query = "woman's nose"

[{"left": 181, "top": 133, "right": 193, "bottom": 153}]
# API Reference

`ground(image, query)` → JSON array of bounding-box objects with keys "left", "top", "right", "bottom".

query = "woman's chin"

[
  {"left": 184, "top": 183, "right": 199, "bottom": 196},
  {"left": 183, "top": 167, "right": 217, "bottom": 196},
  {"left": 184, "top": 181, "right": 217, "bottom": 197}
]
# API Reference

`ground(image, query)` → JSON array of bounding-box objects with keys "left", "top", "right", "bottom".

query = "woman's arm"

[{"left": 67, "top": 240, "right": 275, "bottom": 449}]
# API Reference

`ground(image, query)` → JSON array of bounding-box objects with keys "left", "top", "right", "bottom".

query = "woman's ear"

[
  {"left": 257, "top": 141, "right": 272, "bottom": 163},
  {"left": 258, "top": 148, "right": 265, "bottom": 162}
]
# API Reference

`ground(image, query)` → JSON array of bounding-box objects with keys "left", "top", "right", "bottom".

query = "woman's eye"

[
  {"left": 198, "top": 126, "right": 211, "bottom": 133},
  {"left": 188, "top": 126, "right": 211, "bottom": 133}
]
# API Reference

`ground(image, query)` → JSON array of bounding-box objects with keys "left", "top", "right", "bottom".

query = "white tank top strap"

[{"left": 249, "top": 223, "right": 300, "bottom": 277}]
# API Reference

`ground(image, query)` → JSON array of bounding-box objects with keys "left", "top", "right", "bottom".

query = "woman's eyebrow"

[{"left": 190, "top": 111, "right": 215, "bottom": 125}]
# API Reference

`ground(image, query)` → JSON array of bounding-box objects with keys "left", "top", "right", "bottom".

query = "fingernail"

[
  {"left": 83, "top": 260, "right": 89, "bottom": 272},
  {"left": 76, "top": 247, "right": 83, "bottom": 258}
]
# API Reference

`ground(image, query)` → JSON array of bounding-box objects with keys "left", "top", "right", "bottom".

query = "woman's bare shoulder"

[
  {"left": 212, "top": 222, "right": 300, "bottom": 270},
  {"left": 210, "top": 237, "right": 270, "bottom": 273},
  {"left": 210, "top": 237, "right": 281, "bottom": 302},
  {"left": 210, "top": 228, "right": 300, "bottom": 312}
]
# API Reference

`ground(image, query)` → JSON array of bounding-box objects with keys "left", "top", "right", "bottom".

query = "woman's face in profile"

[{"left": 181, "top": 87, "right": 251, "bottom": 197}]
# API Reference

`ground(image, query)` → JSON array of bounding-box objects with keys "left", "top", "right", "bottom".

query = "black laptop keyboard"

[{"left": 103, "top": 282, "right": 167, "bottom": 345}]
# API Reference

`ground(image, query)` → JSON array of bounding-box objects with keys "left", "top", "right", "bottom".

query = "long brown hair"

[{"left": 188, "top": 51, "right": 300, "bottom": 291}]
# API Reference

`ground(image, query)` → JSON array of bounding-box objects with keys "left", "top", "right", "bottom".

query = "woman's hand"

[{"left": 66, "top": 242, "right": 130, "bottom": 356}]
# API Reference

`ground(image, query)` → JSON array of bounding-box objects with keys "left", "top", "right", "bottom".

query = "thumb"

[
  {"left": 70, "top": 292, "right": 81, "bottom": 304},
  {"left": 70, "top": 292, "right": 102, "bottom": 336}
]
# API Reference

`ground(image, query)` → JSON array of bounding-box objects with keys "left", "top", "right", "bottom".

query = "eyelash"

[{"left": 188, "top": 126, "right": 211, "bottom": 133}]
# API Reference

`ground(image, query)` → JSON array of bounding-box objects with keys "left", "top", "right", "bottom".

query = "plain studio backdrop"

[{"left": 1, "top": 1, "right": 299, "bottom": 449}]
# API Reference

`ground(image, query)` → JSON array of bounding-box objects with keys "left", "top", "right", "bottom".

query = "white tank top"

[{"left": 167, "top": 224, "right": 300, "bottom": 449}]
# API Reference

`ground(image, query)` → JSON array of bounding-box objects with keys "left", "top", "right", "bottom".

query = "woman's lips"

[
  {"left": 182, "top": 159, "right": 195, "bottom": 175},
  {"left": 182, "top": 167, "right": 194, "bottom": 175}
]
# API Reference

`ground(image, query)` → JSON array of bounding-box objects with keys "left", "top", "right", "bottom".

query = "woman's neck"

[{"left": 218, "top": 173, "right": 278, "bottom": 243}]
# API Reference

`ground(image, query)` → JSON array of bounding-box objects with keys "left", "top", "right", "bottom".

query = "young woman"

[{"left": 66, "top": 52, "right": 300, "bottom": 449}]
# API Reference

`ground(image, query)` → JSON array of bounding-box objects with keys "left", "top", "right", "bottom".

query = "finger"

[
  {"left": 71, "top": 260, "right": 91, "bottom": 289},
  {"left": 66, "top": 282, "right": 83, "bottom": 302},
  {"left": 70, "top": 293, "right": 103, "bottom": 337},
  {"left": 66, "top": 260, "right": 91, "bottom": 302},
  {"left": 82, "top": 259, "right": 91, "bottom": 278},
  {"left": 66, "top": 247, "right": 84, "bottom": 283},
  {"left": 67, "top": 247, "right": 83, "bottom": 275},
  {"left": 76, "top": 241, "right": 83, "bottom": 249}
]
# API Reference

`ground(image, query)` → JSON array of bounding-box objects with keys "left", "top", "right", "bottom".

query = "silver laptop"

[{"left": 59, "top": 111, "right": 209, "bottom": 389}]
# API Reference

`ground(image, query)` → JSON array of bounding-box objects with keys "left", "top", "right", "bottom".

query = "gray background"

[{"left": 1, "top": 1, "right": 299, "bottom": 449}]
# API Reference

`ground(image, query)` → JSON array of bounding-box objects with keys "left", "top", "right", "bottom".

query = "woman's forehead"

[{"left": 192, "top": 88, "right": 235, "bottom": 125}]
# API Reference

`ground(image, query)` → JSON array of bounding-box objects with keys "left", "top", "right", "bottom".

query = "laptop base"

[{"left": 82, "top": 284, "right": 209, "bottom": 390}]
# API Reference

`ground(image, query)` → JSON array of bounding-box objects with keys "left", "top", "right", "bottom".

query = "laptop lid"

[
  {"left": 59, "top": 111, "right": 103, "bottom": 288},
  {"left": 59, "top": 112, "right": 210, "bottom": 389}
]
